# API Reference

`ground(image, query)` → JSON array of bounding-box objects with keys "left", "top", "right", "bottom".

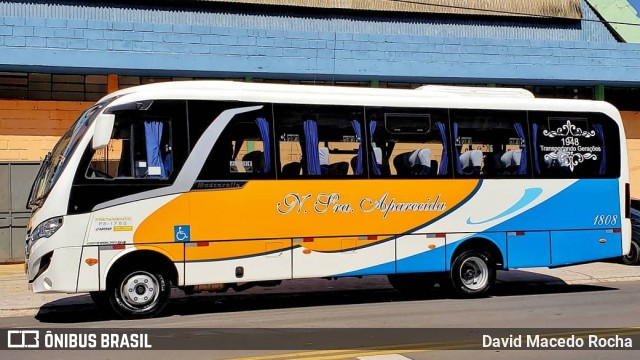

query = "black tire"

[
  {"left": 387, "top": 273, "right": 438, "bottom": 296},
  {"left": 449, "top": 250, "right": 496, "bottom": 298},
  {"left": 89, "top": 291, "right": 110, "bottom": 309},
  {"left": 622, "top": 241, "right": 640, "bottom": 265},
  {"left": 107, "top": 268, "right": 171, "bottom": 319}
]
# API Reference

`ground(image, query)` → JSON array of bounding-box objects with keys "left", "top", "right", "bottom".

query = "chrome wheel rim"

[
  {"left": 459, "top": 256, "right": 489, "bottom": 291},
  {"left": 120, "top": 271, "right": 159, "bottom": 310}
]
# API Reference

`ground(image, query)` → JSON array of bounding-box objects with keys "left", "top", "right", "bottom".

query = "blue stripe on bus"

[
  {"left": 327, "top": 179, "right": 621, "bottom": 277},
  {"left": 334, "top": 261, "right": 396, "bottom": 277},
  {"left": 486, "top": 179, "right": 620, "bottom": 231},
  {"left": 395, "top": 245, "right": 447, "bottom": 273},
  {"left": 466, "top": 187, "right": 543, "bottom": 225}
]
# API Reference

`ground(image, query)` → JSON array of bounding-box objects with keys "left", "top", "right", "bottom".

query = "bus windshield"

[{"left": 28, "top": 104, "right": 103, "bottom": 209}]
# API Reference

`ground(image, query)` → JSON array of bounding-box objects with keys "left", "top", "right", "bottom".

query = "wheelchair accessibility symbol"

[{"left": 174, "top": 225, "right": 190, "bottom": 242}]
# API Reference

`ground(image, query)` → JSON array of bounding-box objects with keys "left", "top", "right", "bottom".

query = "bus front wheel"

[
  {"left": 108, "top": 268, "right": 171, "bottom": 319},
  {"left": 449, "top": 250, "right": 496, "bottom": 297}
]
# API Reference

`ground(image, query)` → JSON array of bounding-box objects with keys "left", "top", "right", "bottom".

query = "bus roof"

[{"left": 101, "top": 80, "right": 620, "bottom": 120}]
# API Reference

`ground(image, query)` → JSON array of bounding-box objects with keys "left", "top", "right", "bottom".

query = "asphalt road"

[{"left": 2, "top": 279, "right": 640, "bottom": 359}]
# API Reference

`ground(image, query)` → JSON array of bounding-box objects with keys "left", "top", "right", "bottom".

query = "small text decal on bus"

[
  {"left": 541, "top": 119, "right": 602, "bottom": 172},
  {"left": 277, "top": 192, "right": 446, "bottom": 218}
]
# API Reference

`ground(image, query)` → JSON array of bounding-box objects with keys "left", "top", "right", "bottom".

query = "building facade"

[{"left": 0, "top": 0, "right": 640, "bottom": 259}]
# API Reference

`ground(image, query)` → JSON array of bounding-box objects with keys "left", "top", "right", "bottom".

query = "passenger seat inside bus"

[
  {"left": 430, "top": 160, "right": 438, "bottom": 176},
  {"left": 460, "top": 149, "right": 482, "bottom": 176},
  {"left": 393, "top": 149, "right": 432, "bottom": 176},
  {"left": 319, "top": 146, "right": 329, "bottom": 175},
  {"left": 242, "top": 151, "right": 265, "bottom": 174},
  {"left": 281, "top": 162, "right": 302, "bottom": 176},
  {"left": 482, "top": 152, "right": 504, "bottom": 176},
  {"left": 500, "top": 149, "right": 522, "bottom": 174},
  {"left": 328, "top": 162, "right": 349, "bottom": 176}
]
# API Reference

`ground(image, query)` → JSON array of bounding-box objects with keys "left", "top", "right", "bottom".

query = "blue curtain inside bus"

[
  {"left": 144, "top": 120, "right": 166, "bottom": 178},
  {"left": 351, "top": 120, "right": 363, "bottom": 175},
  {"left": 453, "top": 122, "right": 463, "bottom": 174},
  {"left": 163, "top": 153, "right": 172, "bottom": 177},
  {"left": 255, "top": 117, "right": 271, "bottom": 173},
  {"left": 532, "top": 123, "right": 540, "bottom": 175},
  {"left": 514, "top": 122, "right": 527, "bottom": 175},
  {"left": 303, "top": 119, "right": 321, "bottom": 175},
  {"left": 435, "top": 121, "right": 448, "bottom": 175},
  {"left": 369, "top": 120, "right": 381, "bottom": 175}
]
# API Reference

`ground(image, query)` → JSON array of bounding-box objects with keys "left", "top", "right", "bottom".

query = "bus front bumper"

[{"left": 27, "top": 246, "right": 82, "bottom": 293}]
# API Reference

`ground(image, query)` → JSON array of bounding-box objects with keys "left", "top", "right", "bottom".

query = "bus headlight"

[{"left": 31, "top": 217, "right": 64, "bottom": 242}]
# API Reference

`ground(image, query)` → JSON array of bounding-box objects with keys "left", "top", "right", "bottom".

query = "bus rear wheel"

[
  {"left": 622, "top": 240, "right": 640, "bottom": 265},
  {"left": 449, "top": 250, "right": 496, "bottom": 297},
  {"left": 108, "top": 268, "right": 171, "bottom": 319}
]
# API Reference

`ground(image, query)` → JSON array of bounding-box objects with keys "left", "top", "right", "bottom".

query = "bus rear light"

[
  {"left": 606, "top": 228, "right": 622, "bottom": 233},
  {"left": 626, "top": 183, "right": 630, "bottom": 218},
  {"left": 427, "top": 233, "right": 446, "bottom": 238},
  {"left": 358, "top": 235, "right": 377, "bottom": 240},
  {"left": 112, "top": 244, "right": 125, "bottom": 250},
  {"left": 186, "top": 242, "right": 210, "bottom": 247}
]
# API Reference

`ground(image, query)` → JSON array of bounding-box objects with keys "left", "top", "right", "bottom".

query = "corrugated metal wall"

[
  {"left": 0, "top": 162, "right": 38, "bottom": 262},
  {"left": 193, "top": 0, "right": 584, "bottom": 19},
  {"left": 0, "top": 0, "right": 617, "bottom": 42}
]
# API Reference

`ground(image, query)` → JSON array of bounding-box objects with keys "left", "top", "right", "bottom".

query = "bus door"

[
  {"left": 75, "top": 100, "right": 190, "bottom": 289},
  {"left": 184, "top": 102, "right": 292, "bottom": 285}
]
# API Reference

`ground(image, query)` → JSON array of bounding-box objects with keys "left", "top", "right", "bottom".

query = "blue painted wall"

[{"left": 0, "top": 1, "right": 639, "bottom": 85}]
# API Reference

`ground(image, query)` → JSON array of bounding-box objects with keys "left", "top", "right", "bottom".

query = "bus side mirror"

[{"left": 92, "top": 113, "right": 115, "bottom": 150}]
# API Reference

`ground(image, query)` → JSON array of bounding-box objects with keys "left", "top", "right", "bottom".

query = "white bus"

[{"left": 25, "top": 81, "right": 631, "bottom": 318}]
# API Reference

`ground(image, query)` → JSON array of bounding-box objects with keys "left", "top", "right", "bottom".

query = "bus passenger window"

[
  {"left": 366, "top": 107, "right": 449, "bottom": 178},
  {"left": 450, "top": 109, "right": 529, "bottom": 178},
  {"left": 197, "top": 111, "right": 275, "bottom": 180},
  {"left": 274, "top": 104, "right": 365, "bottom": 178},
  {"left": 529, "top": 112, "right": 620, "bottom": 178},
  {"left": 86, "top": 116, "right": 173, "bottom": 180}
]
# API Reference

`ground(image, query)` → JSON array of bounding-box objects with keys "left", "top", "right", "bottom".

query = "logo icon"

[
  {"left": 7, "top": 330, "right": 39, "bottom": 348},
  {"left": 174, "top": 225, "right": 190, "bottom": 242}
]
